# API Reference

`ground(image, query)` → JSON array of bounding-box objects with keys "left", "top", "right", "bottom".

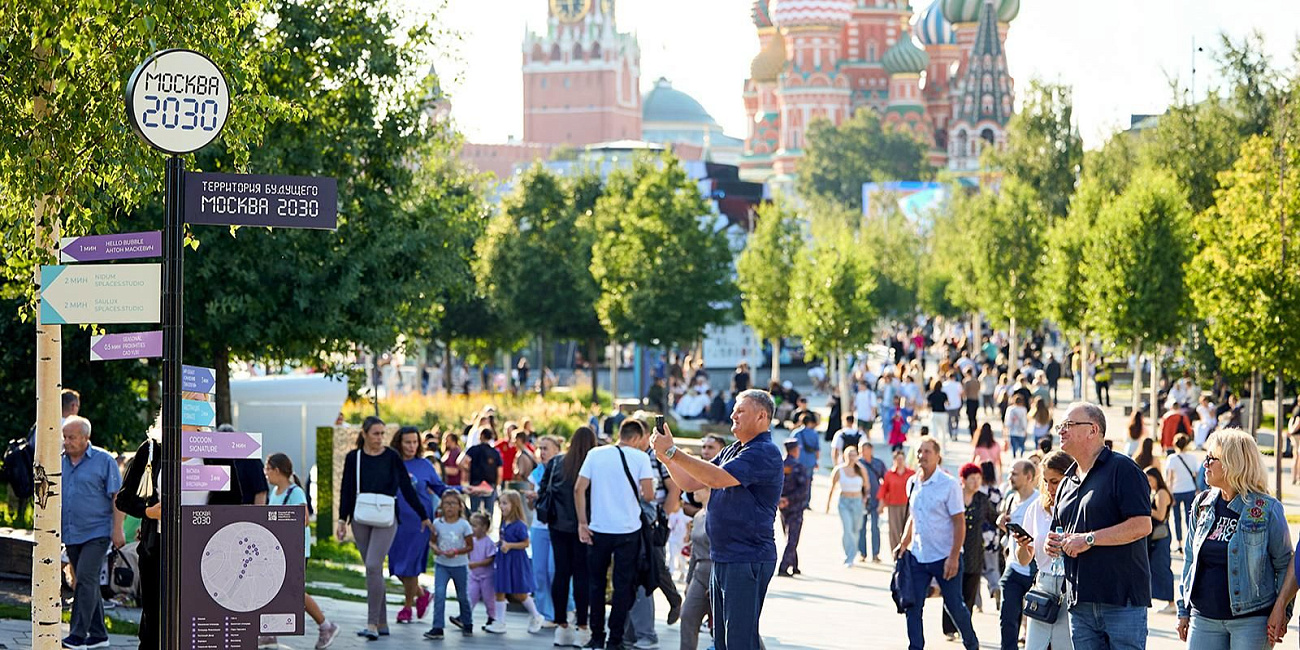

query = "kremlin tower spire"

[{"left": 946, "top": 0, "right": 1015, "bottom": 171}]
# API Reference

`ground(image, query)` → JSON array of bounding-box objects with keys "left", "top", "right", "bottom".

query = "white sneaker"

[
  {"left": 554, "top": 626, "right": 576, "bottom": 647},
  {"left": 574, "top": 627, "right": 592, "bottom": 647},
  {"left": 529, "top": 615, "right": 546, "bottom": 634},
  {"left": 315, "top": 621, "right": 340, "bottom": 650},
  {"left": 541, "top": 619, "right": 558, "bottom": 629},
  {"left": 484, "top": 619, "right": 507, "bottom": 634}
]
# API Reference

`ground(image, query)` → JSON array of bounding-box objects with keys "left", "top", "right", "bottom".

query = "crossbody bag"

[{"left": 352, "top": 451, "right": 396, "bottom": 528}]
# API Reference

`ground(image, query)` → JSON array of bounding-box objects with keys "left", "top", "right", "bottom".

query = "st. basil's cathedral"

[{"left": 741, "top": 0, "right": 1019, "bottom": 184}]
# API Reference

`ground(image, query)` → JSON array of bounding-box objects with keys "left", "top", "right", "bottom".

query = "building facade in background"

[{"left": 740, "top": 0, "right": 1020, "bottom": 184}]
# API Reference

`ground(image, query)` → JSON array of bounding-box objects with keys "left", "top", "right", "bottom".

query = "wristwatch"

[
  {"left": 1084, "top": 532, "right": 1096, "bottom": 547},
  {"left": 665, "top": 445, "right": 679, "bottom": 460}
]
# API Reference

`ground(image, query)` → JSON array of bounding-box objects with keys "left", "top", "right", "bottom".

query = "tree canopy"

[
  {"left": 797, "top": 108, "right": 934, "bottom": 212},
  {"left": 736, "top": 200, "right": 801, "bottom": 344}
]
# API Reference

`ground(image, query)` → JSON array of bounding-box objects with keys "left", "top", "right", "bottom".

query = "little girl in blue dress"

[{"left": 484, "top": 489, "right": 544, "bottom": 634}]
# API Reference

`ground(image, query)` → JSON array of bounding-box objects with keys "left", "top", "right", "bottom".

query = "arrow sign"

[
  {"left": 185, "top": 172, "right": 338, "bottom": 230},
  {"left": 181, "top": 430, "right": 262, "bottom": 459},
  {"left": 39, "top": 264, "right": 161, "bottom": 325},
  {"left": 181, "top": 399, "right": 216, "bottom": 428},
  {"left": 182, "top": 365, "right": 217, "bottom": 394},
  {"left": 90, "top": 331, "right": 163, "bottom": 361},
  {"left": 60, "top": 231, "right": 162, "bottom": 263},
  {"left": 182, "top": 464, "right": 230, "bottom": 491}
]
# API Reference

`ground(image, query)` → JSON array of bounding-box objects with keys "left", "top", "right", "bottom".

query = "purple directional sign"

[
  {"left": 182, "top": 365, "right": 217, "bottom": 394},
  {"left": 181, "top": 430, "right": 262, "bottom": 459},
  {"left": 182, "top": 464, "right": 231, "bottom": 491},
  {"left": 90, "top": 331, "right": 162, "bottom": 361},
  {"left": 60, "top": 231, "right": 162, "bottom": 263}
]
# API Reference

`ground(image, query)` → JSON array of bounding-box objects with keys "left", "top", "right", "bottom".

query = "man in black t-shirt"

[
  {"left": 458, "top": 428, "right": 502, "bottom": 518},
  {"left": 1049, "top": 402, "right": 1153, "bottom": 649}
]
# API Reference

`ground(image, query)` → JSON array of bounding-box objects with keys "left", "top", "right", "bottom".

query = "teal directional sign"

[
  {"left": 39, "top": 264, "right": 161, "bottom": 325},
  {"left": 181, "top": 399, "right": 216, "bottom": 428}
]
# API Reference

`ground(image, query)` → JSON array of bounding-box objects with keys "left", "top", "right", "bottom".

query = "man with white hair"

[{"left": 61, "top": 415, "right": 125, "bottom": 650}]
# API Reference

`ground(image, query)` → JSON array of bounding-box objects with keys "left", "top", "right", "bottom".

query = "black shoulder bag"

[
  {"left": 616, "top": 447, "right": 668, "bottom": 545},
  {"left": 535, "top": 456, "right": 560, "bottom": 524}
]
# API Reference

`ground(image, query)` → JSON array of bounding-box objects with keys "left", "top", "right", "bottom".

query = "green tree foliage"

[
  {"left": 179, "top": 0, "right": 488, "bottom": 416},
  {"left": 476, "top": 164, "right": 602, "bottom": 375},
  {"left": 920, "top": 180, "right": 981, "bottom": 317},
  {"left": 1140, "top": 92, "right": 1243, "bottom": 215},
  {"left": 861, "top": 198, "right": 923, "bottom": 318},
  {"left": 788, "top": 217, "right": 877, "bottom": 359},
  {"left": 966, "top": 179, "right": 1047, "bottom": 329},
  {"left": 590, "top": 154, "right": 736, "bottom": 346},
  {"left": 1082, "top": 168, "right": 1193, "bottom": 348},
  {"left": 0, "top": 0, "right": 272, "bottom": 292},
  {"left": 797, "top": 109, "right": 934, "bottom": 212},
  {"left": 1042, "top": 134, "right": 1137, "bottom": 333},
  {"left": 990, "top": 80, "right": 1084, "bottom": 220},
  {"left": 736, "top": 201, "right": 800, "bottom": 344},
  {"left": 1189, "top": 135, "right": 1300, "bottom": 379}
]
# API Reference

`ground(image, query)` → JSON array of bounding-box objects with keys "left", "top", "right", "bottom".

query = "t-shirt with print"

[
  {"left": 1191, "top": 496, "right": 1269, "bottom": 619},
  {"left": 469, "top": 535, "right": 496, "bottom": 577},
  {"left": 579, "top": 445, "right": 654, "bottom": 535},
  {"left": 432, "top": 517, "right": 473, "bottom": 567},
  {"left": 269, "top": 485, "right": 312, "bottom": 558}
]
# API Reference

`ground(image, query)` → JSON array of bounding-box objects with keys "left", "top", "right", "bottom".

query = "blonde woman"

[
  {"left": 1176, "top": 430, "right": 1291, "bottom": 647},
  {"left": 1013, "top": 450, "right": 1074, "bottom": 650}
]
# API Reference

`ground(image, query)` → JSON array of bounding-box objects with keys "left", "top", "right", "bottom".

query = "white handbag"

[{"left": 352, "top": 451, "right": 395, "bottom": 528}]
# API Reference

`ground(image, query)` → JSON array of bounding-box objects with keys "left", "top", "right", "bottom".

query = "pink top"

[
  {"left": 469, "top": 535, "right": 496, "bottom": 577},
  {"left": 972, "top": 445, "right": 1000, "bottom": 466}
]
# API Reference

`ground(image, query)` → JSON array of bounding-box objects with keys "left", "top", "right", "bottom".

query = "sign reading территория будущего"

[
  {"left": 39, "top": 264, "right": 161, "bottom": 325},
  {"left": 185, "top": 172, "right": 338, "bottom": 230}
]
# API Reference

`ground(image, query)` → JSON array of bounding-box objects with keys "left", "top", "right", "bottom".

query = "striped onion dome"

[
  {"left": 916, "top": 0, "right": 956, "bottom": 46},
  {"left": 752, "top": 0, "right": 773, "bottom": 28},
  {"left": 882, "top": 32, "right": 930, "bottom": 75},
  {"left": 770, "top": 0, "right": 853, "bottom": 29},
  {"left": 941, "top": 0, "right": 1019, "bottom": 24}
]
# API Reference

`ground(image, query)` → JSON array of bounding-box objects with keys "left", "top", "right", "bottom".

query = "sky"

[{"left": 427, "top": 0, "right": 1300, "bottom": 149}]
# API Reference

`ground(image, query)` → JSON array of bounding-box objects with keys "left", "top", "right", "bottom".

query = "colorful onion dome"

[
  {"left": 916, "top": 0, "right": 956, "bottom": 46},
  {"left": 941, "top": 0, "right": 1019, "bottom": 24},
  {"left": 749, "top": 34, "right": 788, "bottom": 82},
  {"left": 882, "top": 32, "right": 930, "bottom": 75},
  {"left": 752, "top": 0, "right": 774, "bottom": 28},
  {"left": 770, "top": 0, "right": 853, "bottom": 29}
]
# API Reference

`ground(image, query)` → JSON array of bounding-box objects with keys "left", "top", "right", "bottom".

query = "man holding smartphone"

[{"left": 998, "top": 460, "right": 1040, "bottom": 650}]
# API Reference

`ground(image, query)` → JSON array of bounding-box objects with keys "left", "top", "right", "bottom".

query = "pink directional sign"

[
  {"left": 182, "top": 464, "right": 230, "bottom": 491},
  {"left": 181, "top": 430, "right": 262, "bottom": 459},
  {"left": 90, "top": 331, "right": 163, "bottom": 361},
  {"left": 59, "top": 231, "right": 162, "bottom": 263}
]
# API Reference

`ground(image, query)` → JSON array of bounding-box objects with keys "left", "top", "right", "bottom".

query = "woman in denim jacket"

[{"left": 1176, "top": 429, "right": 1292, "bottom": 648}]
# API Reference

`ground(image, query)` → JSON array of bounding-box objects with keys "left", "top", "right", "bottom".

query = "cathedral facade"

[{"left": 740, "top": 0, "right": 1019, "bottom": 183}]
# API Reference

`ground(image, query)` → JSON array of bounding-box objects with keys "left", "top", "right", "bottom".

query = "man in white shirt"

[
  {"left": 830, "top": 415, "right": 864, "bottom": 466},
  {"left": 894, "top": 437, "right": 979, "bottom": 650},
  {"left": 853, "top": 381, "right": 879, "bottom": 442},
  {"left": 996, "top": 460, "right": 1039, "bottom": 650},
  {"left": 941, "top": 373, "right": 965, "bottom": 442},
  {"left": 575, "top": 420, "right": 655, "bottom": 650}
]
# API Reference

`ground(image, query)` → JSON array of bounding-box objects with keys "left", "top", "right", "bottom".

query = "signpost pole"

[{"left": 161, "top": 155, "right": 185, "bottom": 650}]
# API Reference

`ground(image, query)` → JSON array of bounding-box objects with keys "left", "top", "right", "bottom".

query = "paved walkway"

[{"left": 8, "top": 376, "right": 1300, "bottom": 649}]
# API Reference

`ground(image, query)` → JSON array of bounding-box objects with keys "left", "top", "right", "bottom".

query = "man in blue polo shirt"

[
  {"left": 61, "top": 416, "right": 125, "bottom": 650},
  {"left": 651, "top": 389, "right": 783, "bottom": 650},
  {"left": 1048, "top": 402, "right": 1153, "bottom": 650}
]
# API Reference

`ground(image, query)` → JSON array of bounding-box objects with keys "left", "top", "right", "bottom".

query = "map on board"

[{"left": 201, "top": 521, "right": 287, "bottom": 612}]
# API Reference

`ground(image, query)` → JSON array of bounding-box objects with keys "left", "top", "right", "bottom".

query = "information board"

[
  {"left": 181, "top": 505, "right": 305, "bottom": 648},
  {"left": 185, "top": 172, "right": 338, "bottom": 230}
]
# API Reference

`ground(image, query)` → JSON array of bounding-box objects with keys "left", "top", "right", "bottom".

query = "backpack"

[
  {"left": 840, "top": 430, "right": 863, "bottom": 451},
  {"left": 2, "top": 433, "right": 35, "bottom": 503}
]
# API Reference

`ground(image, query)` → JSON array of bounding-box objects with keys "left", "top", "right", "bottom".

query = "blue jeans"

[
  {"left": 1188, "top": 613, "right": 1270, "bottom": 650},
  {"left": 858, "top": 499, "right": 881, "bottom": 559},
  {"left": 431, "top": 564, "right": 470, "bottom": 631},
  {"left": 1010, "top": 435, "right": 1026, "bottom": 457},
  {"left": 999, "top": 565, "right": 1034, "bottom": 650},
  {"left": 905, "top": 555, "right": 979, "bottom": 650},
  {"left": 469, "top": 490, "right": 497, "bottom": 521},
  {"left": 837, "top": 496, "right": 864, "bottom": 564},
  {"left": 1172, "top": 491, "right": 1195, "bottom": 542},
  {"left": 710, "top": 561, "right": 776, "bottom": 650},
  {"left": 1068, "top": 603, "right": 1147, "bottom": 650},
  {"left": 529, "top": 525, "right": 573, "bottom": 621}
]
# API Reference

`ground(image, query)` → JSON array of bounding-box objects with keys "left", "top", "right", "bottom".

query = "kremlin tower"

[{"left": 740, "top": 0, "right": 1019, "bottom": 181}]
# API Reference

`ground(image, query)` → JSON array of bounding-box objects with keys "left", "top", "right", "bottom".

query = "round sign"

[{"left": 125, "top": 49, "right": 230, "bottom": 155}]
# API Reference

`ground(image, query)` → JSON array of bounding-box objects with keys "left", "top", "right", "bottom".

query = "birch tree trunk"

[
  {"left": 32, "top": 196, "right": 62, "bottom": 650},
  {"left": 609, "top": 342, "right": 619, "bottom": 400},
  {"left": 1275, "top": 373, "right": 1285, "bottom": 498},
  {"left": 1131, "top": 338, "right": 1144, "bottom": 418},
  {"left": 770, "top": 338, "right": 781, "bottom": 383},
  {"left": 1008, "top": 318, "right": 1019, "bottom": 379},
  {"left": 1150, "top": 349, "right": 1161, "bottom": 441}
]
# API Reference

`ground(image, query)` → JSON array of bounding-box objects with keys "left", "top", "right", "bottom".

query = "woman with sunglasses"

[{"left": 1176, "top": 429, "right": 1291, "bottom": 648}]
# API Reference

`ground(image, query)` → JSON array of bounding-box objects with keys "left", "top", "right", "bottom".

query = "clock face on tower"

[{"left": 551, "top": 0, "right": 592, "bottom": 22}]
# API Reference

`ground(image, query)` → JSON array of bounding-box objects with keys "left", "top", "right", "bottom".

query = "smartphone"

[
  {"left": 655, "top": 415, "right": 666, "bottom": 435},
  {"left": 1006, "top": 522, "right": 1032, "bottom": 542}
]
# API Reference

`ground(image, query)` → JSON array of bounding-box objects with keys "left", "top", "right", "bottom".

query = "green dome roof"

[
  {"left": 882, "top": 34, "right": 929, "bottom": 75},
  {"left": 642, "top": 78, "right": 717, "bottom": 125},
  {"left": 942, "top": 0, "right": 1019, "bottom": 24}
]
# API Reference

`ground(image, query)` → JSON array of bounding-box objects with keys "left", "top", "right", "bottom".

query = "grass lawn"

[{"left": 0, "top": 603, "right": 139, "bottom": 636}]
